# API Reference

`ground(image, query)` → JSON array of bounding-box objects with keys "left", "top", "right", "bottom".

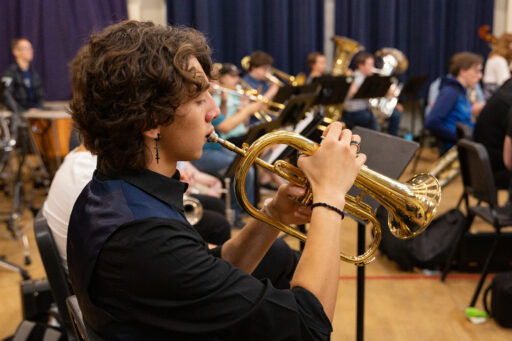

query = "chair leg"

[
  {"left": 441, "top": 213, "right": 474, "bottom": 282},
  {"left": 468, "top": 229, "right": 501, "bottom": 307}
]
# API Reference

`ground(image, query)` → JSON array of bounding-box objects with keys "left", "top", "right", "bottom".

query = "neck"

[
  {"left": 456, "top": 76, "right": 468, "bottom": 88},
  {"left": 249, "top": 70, "right": 261, "bottom": 80},
  {"left": 310, "top": 70, "right": 322, "bottom": 78},
  {"left": 146, "top": 159, "right": 177, "bottom": 178},
  {"left": 16, "top": 59, "right": 29, "bottom": 71}
]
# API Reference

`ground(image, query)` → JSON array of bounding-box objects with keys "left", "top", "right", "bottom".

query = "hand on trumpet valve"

[
  {"left": 266, "top": 184, "right": 312, "bottom": 225},
  {"left": 298, "top": 122, "right": 366, "bottom": 206}
]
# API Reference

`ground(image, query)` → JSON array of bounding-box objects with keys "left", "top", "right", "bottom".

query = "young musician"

[
  {"left": 483, "top": 33, "right": 512, "bottom": 99},
  {"left": 241, "top": 50, "right": 280, "bottom": 125},
  {"left": 426, "top": 52, "right": 483, "bottom": 153},
  {"left": 67, "top": 20, "right": 365, "bottom": 340},
  {"left": 342, "top": 52, "right": 401, "bottom": 136},
  {"left": 306, "top": 51, "right": 327, "bottom": 82},
  {"left": 1, "top": 38, "right": 44, "bottom": 111}
]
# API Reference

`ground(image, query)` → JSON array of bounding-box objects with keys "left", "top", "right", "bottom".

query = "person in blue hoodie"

[{"left": 425, "top": 52, "right": 483, "bottom": 153}]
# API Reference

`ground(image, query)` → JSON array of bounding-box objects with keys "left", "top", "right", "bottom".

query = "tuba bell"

[
  {"left": 331, "top": 36, "right": 364, "bottom": 76},
  {"left": 326, "top": 37, "right": 365, "bottom": 121},
  {"left": 208, "top": 131, "right": 441, "bottom": 265},
  {"left": 368, "top": 48, "right": 408, "bottom": 119}
]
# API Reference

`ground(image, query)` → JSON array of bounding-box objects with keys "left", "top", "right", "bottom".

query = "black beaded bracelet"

[{"left": 311, "top": 202, "right": 345, "bottom": 220}]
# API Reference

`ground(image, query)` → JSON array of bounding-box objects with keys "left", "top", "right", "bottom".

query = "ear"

[{"left": 142, "top": 127, "right": 160, "bottom": 140}]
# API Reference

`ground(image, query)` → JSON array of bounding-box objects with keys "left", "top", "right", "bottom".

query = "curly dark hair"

[{"left": 70, "top": 20, "right": 213, "bottom": 176}]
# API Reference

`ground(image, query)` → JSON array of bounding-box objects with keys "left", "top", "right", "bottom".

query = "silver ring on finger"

[{"left": 350, "top": 140, "right": 361, "bottom": 153}]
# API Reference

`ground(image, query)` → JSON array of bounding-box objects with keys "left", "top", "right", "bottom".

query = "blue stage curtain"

[
  {"left": 0, "top": 0, "right": 127, "bottom": 101},
  {"left": 335, "top": 0, "right": 494, "bottom": 90},
  {"left": 167, "top": 0, "right": 324, "bottom": 76}
]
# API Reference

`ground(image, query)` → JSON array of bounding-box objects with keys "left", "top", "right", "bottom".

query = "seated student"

[
  {"left": 425, "top": 74, "right": 485, "bottom": 118},
  {"left": 241, "top": 50, "right": 280, "bottom": 125},
  {"left": 1, "top": 38, "right": 44, "bottom": 111},
  {"left": 474, "top": 79, "right": 512, "bottom": 195},
  {"left": 212, "top": 63, "right": 265, "bottom": 140},
  {"left": 306, "top": 51, "right": 327, "bottom": 83},
  {"left": 43, "top": 143, "right": 299, "bottom": 288},
  {"left": 342, "top": 52, "right": 401, "bottom": 136},
  {"left": 425, "top": 52, "right": 483, "bottom": 153},
  {"left": 66, "top": 20, "right": 364, "bottom": 339},
  {"left": 483, "top": 33, "right": 512, "bottom": 99}
]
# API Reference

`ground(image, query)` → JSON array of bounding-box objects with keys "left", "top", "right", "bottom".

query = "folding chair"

[
  {"left": 33, "top": 210, "right": 75, "bottom": 340},
  {"left": 441, "top": 138, "right": 512, "bottom": 308}
]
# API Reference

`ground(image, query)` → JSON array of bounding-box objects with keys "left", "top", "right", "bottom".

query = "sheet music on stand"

[
  {"left": 273, "top": 83, "right": 320, "bottom": 104},
  {"left": 266, "top": 109, "right": 325, "bottom": 164},
  {"left": 352, "top": 75, "right": 392, "bottom": 99},
  {"left": 399, "top": 74, "right": 428, "bottom": 100},
  {"left": 225, "top": 92, "right": 318, "bottom": 176},
  {"left": 267, "top": 76, "right": 352, "bottom": 164},
  {"left": 311, "top": 75, "right": 351, "bottom": 105}
]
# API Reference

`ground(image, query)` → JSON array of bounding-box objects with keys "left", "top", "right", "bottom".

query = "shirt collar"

[{"left": 98, "top": 168, "right": 188, "bottom": 214}]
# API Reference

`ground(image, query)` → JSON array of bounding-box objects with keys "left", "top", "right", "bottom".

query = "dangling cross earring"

[{"left": 154, "top": 133, "right": 161, "bottom": 164}]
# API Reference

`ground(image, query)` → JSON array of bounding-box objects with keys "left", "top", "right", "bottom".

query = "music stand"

[
  {"left": 350, "top": 127, "right": 418, "bottom": 341},
  {"left": 311, "top": 75, "right": 351, "bottom": 105},
  {"left": 352, "top": 75, "right": 392, "bottom": 99},
  {"left": 399, "top": 74, "right": 428, "bottom": 100},
  {"left": 225, "top": 92, "right": 318, "bottom": 177},
  {"left": 273, "top": 83, "right": 320, "bottom": 104},
  {"left": 398, "top": 74, "right": 428, "bottom": 137}
]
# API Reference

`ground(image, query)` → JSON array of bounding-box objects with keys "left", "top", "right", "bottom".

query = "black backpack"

[
  {"left": 377, "top": 207, "right": 466, "bottom": 271},
  {"left": 483, "top": 271, "right": 512, "bottom": 328}
]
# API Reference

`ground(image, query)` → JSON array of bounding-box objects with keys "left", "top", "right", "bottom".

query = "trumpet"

[
  {"left": 183, "top": 195, "right": 203, "bottom": 225},
  {"left": 207, "top": 131, "right": 441, "bottom": 265},
  {"left": 211, "top": 83, "right": 281, "bottom": 123},
  {"left": 211, "top": 84, "right": 285, "bottom": 112},
  {"left": 240, "top": 56, "right": 306, "bottom": 87}
]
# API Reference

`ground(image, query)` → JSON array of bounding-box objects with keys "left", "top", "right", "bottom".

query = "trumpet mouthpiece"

[{"left": 207, "top": 132, "right": 219, "bottom": 143}]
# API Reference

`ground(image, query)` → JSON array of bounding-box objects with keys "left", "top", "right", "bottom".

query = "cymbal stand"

[{"left": 0, "top": 107, "right": 49, "bottom": 279}]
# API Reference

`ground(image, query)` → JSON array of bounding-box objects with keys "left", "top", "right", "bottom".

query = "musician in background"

[
  {"left": 212, "top": 63, "right": 264, "bottom": 140},
  {"left": 306, "top": 51, "right": 327, "bottom": 83},
  {"left": 1, "top": 38, "right": 44, "bottom": 111},
  {"left": 241, "top": 50, "right": 280, "bottom": 125},
  {"left": 66, "top": 20, "right": 365, "bottom": 339},
  {"left": 425, "top": 74, "right": 485, "bottom": 118},
  {"left": 474, "top": 79, "right": 512, "bottom": 197},
  {"left": 425, "top": 52, "right": 483, "bottom": 153},
  {"left": 483, "top": 33, "right": 512, "bottom": 99},
  {"left": 342, "top": 52, "right": 401, "bottom": 136}
]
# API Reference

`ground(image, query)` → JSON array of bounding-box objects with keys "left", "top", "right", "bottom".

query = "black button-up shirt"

[{"left": 88, "top": 169, "right": 332, "bottom": 340}]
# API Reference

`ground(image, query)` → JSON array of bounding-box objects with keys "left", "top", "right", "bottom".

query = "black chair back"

[
  {"left": 455, "top": 122, "right": 473, "bottom": 141},
  {"left": 66, "top": 296, "right": 87, "bottom": 341},
  {"left": 456, "top": 138, "right": 498, "bottom": 207},
  {"left": 33, "top": 210, "right": 75, "bottom": 339}
]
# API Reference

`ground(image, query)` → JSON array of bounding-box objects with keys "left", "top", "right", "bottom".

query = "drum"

[{"left": 26, "top": 109, "right": 73, "bottom": 175}]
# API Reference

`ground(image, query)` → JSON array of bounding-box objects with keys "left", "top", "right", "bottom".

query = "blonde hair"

[{"left": 490, "top": 33, "right": 512, "bottom": 62}]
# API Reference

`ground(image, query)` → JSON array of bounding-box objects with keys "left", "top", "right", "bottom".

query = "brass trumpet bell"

[{"left": 208, "top": 131, "right": 441, "bottom": 265}]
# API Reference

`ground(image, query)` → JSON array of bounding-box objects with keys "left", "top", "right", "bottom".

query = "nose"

[{"left": 205, "top": 92, "right": 220, "bottom": 122}]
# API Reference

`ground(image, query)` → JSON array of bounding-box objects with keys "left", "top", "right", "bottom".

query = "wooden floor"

[{"left": 1, "top": 148, "right": 512, "bottom": 340}]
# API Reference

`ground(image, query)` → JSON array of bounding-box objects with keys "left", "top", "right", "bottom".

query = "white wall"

[
  {"left": 127, "top": 0, "right": 166, "bottom": 26},
  {"left": 494, "top": 0, "right": 512, "bottom": 36}
]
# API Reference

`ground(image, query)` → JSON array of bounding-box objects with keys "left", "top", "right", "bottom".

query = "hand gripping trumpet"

[{"left": 207, "top": 131, "right": 441, "bottom": 265}]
